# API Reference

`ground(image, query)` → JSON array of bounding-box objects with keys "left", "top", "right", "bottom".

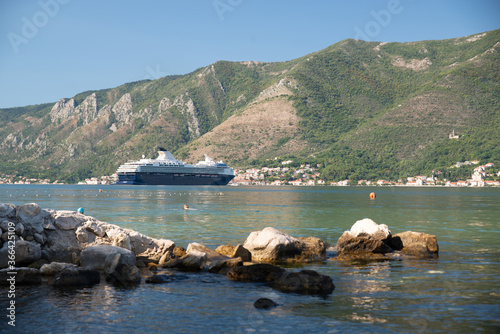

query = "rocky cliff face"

[
  {"left": 50, "top": 98, "right": 76, "bottom": 123},
  {"left": 112, "top": 93, "right": 133, "bottom": 123},
  {"left": 78, "top": 93, "right": 99, "bottom": 125}
]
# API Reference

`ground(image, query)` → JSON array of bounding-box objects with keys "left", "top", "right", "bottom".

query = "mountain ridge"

[{"left": 1, "top": 29, "right": 499, "bottom": 183}]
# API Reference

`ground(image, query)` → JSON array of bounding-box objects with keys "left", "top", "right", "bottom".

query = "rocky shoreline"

[{"left": 0, "top": 203, "right": 438, "bottom": 301}]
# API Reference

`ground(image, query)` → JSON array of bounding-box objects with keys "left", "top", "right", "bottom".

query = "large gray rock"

[
  {"left": 16, "top": 203, "right": 48, "bottom": 234},
  {"left": 80, "top": 245, "right": 136, "bottom": 270},
  {"left": 82, "top": 220, "right": 109, "bottom": 237},
  {"left": 107, "top": 228, "right": 132, "bottom": 250},
  {"left": 53, "top": 210, "right": 87, "bottom": 230},
  {"left": 104, "top": 252, "right": 141, "bottom": 285},
  {"left": 81, "top": 245, "right": 140, "bottom": 285},
  {"left": 42, "top": 228, "right": 80, "bottom": 263},
  {"left": 0, "top": 240, "right": 42, "bottom": 268},
  {"left": 243, "top": 227, "right": 326, "bottom": 262},
  {"left": 0, "top": 203, "right": 16, "bottom": 219},
  {"left": 118, "top": 229, "right": 175, "bottom": 262},
  {"left": 186, "top": 242, "right": 228, "bottom": 263},
  {"left": 244, "top": 227, "right": 299, "bottom": 262}
]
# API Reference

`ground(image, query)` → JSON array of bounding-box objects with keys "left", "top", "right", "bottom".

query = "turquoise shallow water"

[{"left": 0, "top": 184, "right": 499, "bottom": 333}]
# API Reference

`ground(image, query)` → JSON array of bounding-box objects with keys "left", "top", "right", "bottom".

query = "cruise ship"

[{"left": 115, "top": 150, "right": 234, "bottom": 185}]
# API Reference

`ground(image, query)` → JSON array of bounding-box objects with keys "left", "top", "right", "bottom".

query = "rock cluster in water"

[
  {"left": 0, "top": 203, "right": 439, "bottom": 299},
  {"left": 336, "top": 218, "right": 439, "bottom": 260}
]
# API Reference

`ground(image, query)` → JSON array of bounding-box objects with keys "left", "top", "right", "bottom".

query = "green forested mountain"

[{"left": 1, "top": 29, "right": 499, "bottom": 183}]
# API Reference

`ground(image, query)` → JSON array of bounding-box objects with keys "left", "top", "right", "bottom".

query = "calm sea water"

[{"left": 0, "top": 184, "right": 499, "bottom": 333}]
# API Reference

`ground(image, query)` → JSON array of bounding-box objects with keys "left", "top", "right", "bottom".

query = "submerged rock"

[
  {"left": 270, "top": 269, "right": 335, "bottom": 295},
  {"left": 227, "top": 264, "right": 334, "bottom": 295},
  {"left": 53, "top": 267, "right": 100, "bottom": 287},
  {"left": 208, "top": 257, "right": 243, "bottom": 274},
  {"left": 0, "top": 267, "right": 41, "bottom": 285},
  {"left": 40, "top": 262, "right": 78, "bottom": 275},
  {"left": 254, "top": 298, "right": 278, "bottom": 309},
  {"left": 227, "top": 263, "right": 285, "bottom": 282}
]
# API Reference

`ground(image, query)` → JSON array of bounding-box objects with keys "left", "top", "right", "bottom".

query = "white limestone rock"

[
  {"left": 243, "top": 227, "right": 299, "bottom": 262},
  {"left": 349, "top": 218, "right": 391, "bottom": 241}
]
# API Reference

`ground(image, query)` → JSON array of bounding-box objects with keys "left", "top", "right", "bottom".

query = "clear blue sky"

[{"left": 1, "top": 0, "right": 499, "bottom": 108}]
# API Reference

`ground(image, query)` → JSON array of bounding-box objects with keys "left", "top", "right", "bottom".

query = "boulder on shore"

[
  {"left": 81, "top": 245, "right": 141, "bottom": 284},
  {"left": 243, "top": 227, "right": 326, "bottom": 263},
  {"left": 0, "top": 240, "right": 42, "bottom": 268},
  {"left": 0, "top": 203, "right": 175, "bottom": 269}
]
